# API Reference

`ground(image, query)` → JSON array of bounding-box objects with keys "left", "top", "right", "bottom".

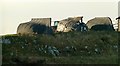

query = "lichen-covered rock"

[
  {"left": 17, "top": 18, "right": 53, "bottom": 35},
  {"left": 57, "top": 16, "right": 87, "bottom": 32},
  {"left": 86, "top": 17, "right": 115, "bottom": 31}
]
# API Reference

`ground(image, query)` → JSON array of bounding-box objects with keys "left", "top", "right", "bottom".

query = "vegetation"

[{"left": 1, "top": 31, "right": 119, "bottom": 64}]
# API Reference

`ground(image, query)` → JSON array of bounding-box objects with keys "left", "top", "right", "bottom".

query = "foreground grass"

[
  {"left": 1, "top": 31, "right": 119, "bottom": 64},
  {"left": 2, "top": 55, "right": 118, "bottom": 64}
]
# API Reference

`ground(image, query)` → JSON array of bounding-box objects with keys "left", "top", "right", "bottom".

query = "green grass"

[{"left": 1, "top": 31, "right": 119, "bottom": 64}]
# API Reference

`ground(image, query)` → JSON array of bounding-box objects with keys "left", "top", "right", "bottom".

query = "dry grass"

[{"left": 1, "top": 31, "right": 119, "bottom": 64}]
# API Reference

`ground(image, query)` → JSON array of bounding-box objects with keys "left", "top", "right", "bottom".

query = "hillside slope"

[{"left": 1, "top": 31, "right": 119, "bottom": 64}]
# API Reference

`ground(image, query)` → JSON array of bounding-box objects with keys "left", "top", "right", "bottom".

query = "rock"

[
  {"left": 52, "top": 46, "right": 60, "bottom": 56},
  {"left": 94, "top": 48, "right": 101, "bottom": 54},
  {"left": 38, "top": 48, "right": 41, "bottom": 51},
  {"left": 17, "top": 18, "right": 53, "bottom": 35},
  {"left": 44, "top": 51, "right": 47, "bottom": 53},
  {"left": 21, "top": 46, "right": 24, "bottom": 49},
  {"left": 48, "top": 46, "right": 56, "bottom": 56},
  {"left": 33, "top": 40, "right": 37, "bottom": 44},
  {"left": 86, "top": 17, "right": 115, "bottom": 31},
  {"left": 10, "top": 52, "right": 14, "bottom": 56},
  {"left": 64, "top": 46, "right": 71, "bottom": 53},
  {"left": 1, "top": 38, "right": 11, "bottom": 44},
  {"left": 45, "top": 46, "right": 60, "bottom": 56},
  {"left": 113, "top": 45, "right": 118, "bottom": 48},
  {"left": 71, "top": 46, "right": 77, "bottom": 51},
  {"left": 44, "top": 45, "right": 48, "bottom": 48},
  {"left": 57, "top": 16, "right": 88, "bottom": 32},
  {"left": 85, "top": 46, "right": 88, "bottom": 49},
  {"left": 53, "top": 49, "right": 59, "bottom": 56},
  {"left": 95, "top": 48, "right": 98, "bottom": 52}
]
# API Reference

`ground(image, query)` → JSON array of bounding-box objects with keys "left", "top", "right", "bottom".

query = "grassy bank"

[{"left": 1, "top": 31, "right": 119, "bottom": 64}]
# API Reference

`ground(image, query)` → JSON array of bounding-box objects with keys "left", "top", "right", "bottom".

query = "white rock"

[
  {"left": 85, "top": 46, "right": 88, "bottom": 49},
  {"left": 45, "top": 45, "right": 48, "bottom": 48},
  {"left": 21, "top": 46, "right": 24, "bottom": 49},
  {"left": 65, "top": 46, "right": 69, "bottom": 49},
  {"left": 44, "top": 51, "right": 47, "bottom": 53},
  {"left": 48, "top": 49, "right": 56, "bottom": 56},
  {"left": 95, "top": 48, "right": 98, "bottom": 52},
  {"left": 38, "top": 48, "right": 41, "bottom": 51},
  {"left": 48, "top": 46, "right": 51, "bottom": 49},
  {"left": 52, "top": 46, "right": 57, "bottom": 50},
  {"left": 113, "top": 45, "right": 118, "bottom": 48},
  {"left": 10, "top": 52, "right": 14, "bottom": 56}
]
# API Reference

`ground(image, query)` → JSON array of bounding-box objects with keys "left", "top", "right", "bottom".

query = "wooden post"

[
  {"left": 81, "top": 17, "right": 83, "bottom": 22},
  {"left": 118, "top": 19, "right": 120, "bottom": 31}
]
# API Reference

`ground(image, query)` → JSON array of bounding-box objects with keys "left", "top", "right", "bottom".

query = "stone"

[
  {"left": 52, "top": 46, "right": 60, "bottom": 56},
  {"left": 53, "top": 49, "right": 60, "bottom": 56},
  {"left": 85, "top": 46, "right": 88, "bottom": 49},
  {"left": 48, "top": 46, "right": 56, "bottom": 56},
  {"left": 71, "top": 46, "right": 77, "bottom": 51},
  {"left": 113, "top": 45, "right": 118, "bottom": 49},
  {"left": 86, "top": 17, "right": 115, "bottom": 31},
  {"left": 38, "top": 48, "right": 41, "bottom": 51},
  {"left": 31, "top": 18, "right": 51, "bottom": 26},
  {"left": 57, "top": 16, "right": 87, "bottom": 32},
  {"left": 64, "top": 46, "right": 71, "bottom": 53},
  {"left": 1, "top": 39, "right": 11, "bottom": 44},
  {"left": 95, "top": 48, "right": 98, "bottom": 52},
  {"left": 10, "top": 52, "right": 14, "bottom": 56},
  {"left": 17, "top": 18, "right": 53, "bottom": 35},
  {"left": 21, "top": 46, "right": 24, "bottom": 49},
  {"left": 45, "top": 45, "right": 48, "bottom": 48}
]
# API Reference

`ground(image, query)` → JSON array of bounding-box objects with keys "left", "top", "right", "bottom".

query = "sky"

[{"left": 0, "top": 0, "right": 119, "bottom": 35}]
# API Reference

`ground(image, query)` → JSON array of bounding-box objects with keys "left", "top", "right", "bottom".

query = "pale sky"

[{"left": 0, "top": 0, "right": 119, "bottom": 35}]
